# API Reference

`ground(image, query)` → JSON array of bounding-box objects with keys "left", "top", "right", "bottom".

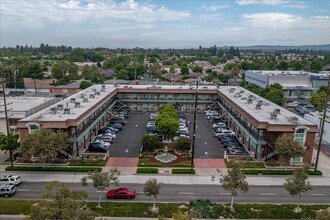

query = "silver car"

[{"left": 0, "top": 184, "right": 17, "bottom": 198}]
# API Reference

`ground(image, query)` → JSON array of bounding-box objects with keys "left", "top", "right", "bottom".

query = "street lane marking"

[
  {"left": 17, "top": 189, "right": 29, "bottom": 192},
  {"left": 178, "top": 192, "right": 193, "bottom": 195},
  {"left": 219, "top": 193, "right": 230, "bottom": 195},
  {"left": 310, "top": 193, "right": 325, "bottom": 196},
  {"left": 260, "top": 193, "right": 275, "bottom": 196}
]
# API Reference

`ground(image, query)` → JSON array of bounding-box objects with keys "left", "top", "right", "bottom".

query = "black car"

[
  {"left": 146, "top": 126, "right": 158, "bottom": 133},
  {"left": 88, "top": 142, "right": 110, "bottom": 153},
  {"left": 109, "top": 119, "right": 127, "bottom": 125},
  {"left": 107, "top": 123, "right": 123, "bottom": 130}
]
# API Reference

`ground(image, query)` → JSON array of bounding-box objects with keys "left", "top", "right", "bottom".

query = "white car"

[
  {"left": 92, "top": 139, "right": 111, "bottom": 147},
  {"left": 287, "top": 102, "right": 298, "bottom": 107},
  {"left": 0, "top": 175, "right": 21, "bottom": 186}
]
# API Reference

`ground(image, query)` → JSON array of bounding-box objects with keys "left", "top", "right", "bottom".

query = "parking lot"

[{"left": 108, "top": 111, "right": 225, "bottom": 159}]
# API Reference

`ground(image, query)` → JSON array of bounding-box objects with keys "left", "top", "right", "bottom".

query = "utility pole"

[
  {"left": 314, "top": 76, "right": 330, "bottom": 172},
  {"left": 1, "top": 76, "right": 14, "bottom": 167},
  {"left": 191, "top": 79, "right": 199, "bottom": 170}
]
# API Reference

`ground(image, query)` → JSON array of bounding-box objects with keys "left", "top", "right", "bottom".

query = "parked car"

[
  {"left": 107, "top": 187, "right": 136, "bottom": 199},
  {"left": 227, "top": 149, "right": 248, "bottom": 155},
  {"left": 0, "top": 175, "right": 21, "bottom": 186},
  {"left": 107, "top": 123, "right": 123, "bottom": 130},
  {"left": 98, "top": 128, "right": 118, "bottom": 135},
  {"left": 146, "top": 121, "right": 156, "bottom": 128},
  {"left": 221, "top": 137, "right": 239, "bottom": 144},
  {"left": 287, "top": 102, "right": 298, "bottom": 107},
  {"left": 95, "top": 134, "right": 114, "bottom": 143},
  {"left": 146, "top": 126, "right": 157, "bottom": 133},
  {"left": 88, "top": 142, "right": 110, "bottom": 153},
  {"left": 109, "top": 119, "right": 126, "bottom": 125},
  {"left": 0, "top": 184, "right": 17, "bottom": 197},
  {"left": 103, "top": 126, "right": 119, "bottom": 133}
]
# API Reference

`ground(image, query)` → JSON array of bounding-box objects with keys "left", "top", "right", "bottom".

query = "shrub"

[
  {"left": 176, "top": 137, "right": 191, "bottom": 151},
  {"left": 5, "top": 166, "right": 102, "bottom": 172},
  {"left": 189, "top": 199, "right": 220, "bottom": 219},
  {"left": 265, "top": 159, "right": 280, "bottom": 167},
  {"left": 172, "top": 169, "right": 195, "bottom": 174},
  {"left": 242, "top": 170, "right": 261, "bottom": 175},
  {"left": 242, "top": 169, "right": 322, "bottom": 176},
  {"left": 136, "top": 168, "right": 158, "bottom": 174},
  {"left": 141, "top": 134, "right": 161, "bottom": 151}
]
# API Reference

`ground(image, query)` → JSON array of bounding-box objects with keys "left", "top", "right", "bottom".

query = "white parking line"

[
  {"left": 178, "top": 192, "right": 193, "bottom": 195},
  {"left": 219, "top": 192, "right": 230, "bottom": 195},
  {"left": 310, "top": 193, "right": 325, "bottom": 196}
]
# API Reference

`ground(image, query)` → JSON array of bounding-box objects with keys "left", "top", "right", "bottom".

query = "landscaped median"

[
  {"left": 0, "top": 200, "right": 329, "bottom": 219},
  {"left": 5, "top": 166, "right": 102, "bottom": 172}
]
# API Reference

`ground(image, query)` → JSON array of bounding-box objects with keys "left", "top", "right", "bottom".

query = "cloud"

[
  {"left": 242, "top": 13, "right": 301, "bottom": 28},
  {"left": 1, "top": 0, "right": 190, "bottom": 28},
  {"left": 286, "top": 4, "right": 308, "bottom": 9},
  {"left": 201, "top": 4, "right": 229, "bottom": 11},
  {"left": 236, "top": 0, "right": 290, "bottom": 5},
  {"left": 311, "top": 16, "right": 330, "bottom": 19},
  {"left": 199, "top": 14, "right": 222, "bottom": 22}
]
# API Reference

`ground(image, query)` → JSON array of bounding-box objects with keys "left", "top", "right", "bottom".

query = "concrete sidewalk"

[{"left": 1, "top": 171, "right": 329, "bottom": 186}]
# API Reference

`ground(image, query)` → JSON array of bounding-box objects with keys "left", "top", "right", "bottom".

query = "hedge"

[
  {"left": 242, "top": 169, "right": 322, "bottom": 176},
  {"left": 172, "top": 169, "right": 195, "bottom": 174},
  {"left": 136, "top": 168, "right": 159, "bottom": 174},
  {"left": 5, "top": 166, "right": 102, "bottom": 172}
]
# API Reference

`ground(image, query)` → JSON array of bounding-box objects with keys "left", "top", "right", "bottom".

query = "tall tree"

[
  {"left": 0, "top": 133, "right": 20, "bottom": 167},
  {"left": 143, "top": 178, "right": 163, "bottom": 212},
  {"left": 26, "top": 181, "right": 97, "bottom": 220},
  {"left": 81, "top": 168, "right": 120, "bottom": 208},
  {"left": 20, "top": 128, "right": 69, "bottom": 168},
  {"left": 275, "top": 135, "right": 305, "bottom": 170},
  {"left": 284, "top": 165, "right": 313, "bottom": 213},
  {"left": 220, "top": 163, "right": 249, "bottom": 209}
]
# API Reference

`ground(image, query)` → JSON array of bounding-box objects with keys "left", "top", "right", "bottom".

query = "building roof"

[
  {"left": 0, "top": 96, "right": 56, "bottom": 119},
  {"left": 24, "top": 78, "right": 54, "bottom": 89},
  {"left": 18, "top": 84, "right": 315, "bottom": 128},
  {"left": 219, "top": 86, "right": 315, "bottom": 126},
  {"left": 55, "top": 80, "right": 84, "bottom": 89}
]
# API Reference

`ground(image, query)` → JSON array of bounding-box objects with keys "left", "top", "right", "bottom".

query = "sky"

[{"left": 0, "top": 0, "right": 330, "bottom": 48}]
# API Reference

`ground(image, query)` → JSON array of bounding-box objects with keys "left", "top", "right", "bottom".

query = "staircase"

[{"left": 262, "top": 150, "right": 276, "bottom": 161}]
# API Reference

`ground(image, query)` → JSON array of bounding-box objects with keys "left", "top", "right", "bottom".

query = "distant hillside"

[{"left": 234, "top": 44, "right": 330, "bottom": 51}]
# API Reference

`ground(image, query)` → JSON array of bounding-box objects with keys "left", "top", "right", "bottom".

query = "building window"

[{"left": 292, "top": 126, "right": 309, "bottom": 163}]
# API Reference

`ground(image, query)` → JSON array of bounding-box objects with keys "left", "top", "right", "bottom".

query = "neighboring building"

[
  {"left": 0, "top": 96, "right": 58, "bottom": 135},
  {"left": 17, "top": 85, "right": 317, "bottom": 163},
  {"left": 245, "top": 70, "right": 329, "bottom": 100},
  {"left": 23, "top": 78, "right": 54, "bottom": 94},
  {"left": 51, "top": 80, "right": 84, "bottom": 95}
]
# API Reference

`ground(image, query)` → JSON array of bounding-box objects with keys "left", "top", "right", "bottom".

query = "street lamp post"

[
  {"left": 314, "top": 76, "right": 330, "bottom": 172},
  {"left": 190, "top": 79, "right": 199, "bottom": 170}
]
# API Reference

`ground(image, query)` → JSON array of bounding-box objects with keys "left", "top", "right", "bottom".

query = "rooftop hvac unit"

[
  {"left": 90, "top": 94, "right": 95, "bottom": 98},
  {"left": 256, "top": 103, "right": 262, "bottom": 109},
  {"left": 92, "top": 88, "right": 96, "bottom": 92},
  {"left": 240, "top": 90, "right": 244, "bottom": 93},
  {"left": 241, "top": 97, "right": 247, "bottom": 100},
  {"left": 257, "top": 100, "right": 263, "bottom": 104},
  {"left": 95, "top": 91, "right": 100, "bottom": 95},
  {"left": 50, "top": 107, "right": 58, "bottom": 114},
  {"left": 270, "top": 112, "right": 278, "bottom": 121},
  {"left": 57, "top": 104, "right": 64, "bottom": 110},
  {"left": 101, "top": 85, "right": 106, "bottom": 92},
  {"left": 80, "top": 94, "right": 85, "bottom": 99},
  {"left": 234, "top": 94, "right": 241, "bottom": 98},
  {"left": 274, "top": 108, "right": 281, "bottom": 114},
  {"left": 247, "top": 99, "right": 252, "bottom": 104},
  {"left": 74, "top": 102, "right": 81, "bottom": 108},
  {"left": 64, "top": 108, "right": 70, "bottom": 114},
  {"left": 83, "top": 98, "right": 88, "bottom": 103},
  {"left": 290, "top": 116, "right": 299, "bottom": 124},
  {"left": 70, "top": 98, "right": 76, "bottom": 103},
  {"left": 229, "top": 88, "right": 236, "bottom": 93}
]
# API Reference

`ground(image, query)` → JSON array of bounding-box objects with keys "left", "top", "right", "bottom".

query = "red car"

[{"left": 106, "top": 187, "right": 136, "bottom": 199}]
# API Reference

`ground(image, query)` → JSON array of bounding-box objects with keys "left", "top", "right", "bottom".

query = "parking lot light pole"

[
  {"left": 314, "top": 76, "right": 330, "bottom": 172},
  {"left": 191, "top": 79, "right": 199, "bottom": 170}
]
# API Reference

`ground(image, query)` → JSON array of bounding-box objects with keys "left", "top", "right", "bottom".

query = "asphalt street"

[{"left": 10, "top": 182, "right": 330, "bottom": 204}]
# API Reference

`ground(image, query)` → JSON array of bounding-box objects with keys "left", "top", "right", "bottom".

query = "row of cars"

[
  {"left": 146, "top": 112, "right": 190, "bottom": 141},
  {"left": 0, "top": 175, "right": 21, "bottom": 198},
  {"left": 205, "top": 109, "right": 249, "bottom": 156},
  {"left": 87, "top": 108, "right": 130, "bottom": 153},
  {"left": 287, "top": 101, "right": 314, "bottom": 115}
]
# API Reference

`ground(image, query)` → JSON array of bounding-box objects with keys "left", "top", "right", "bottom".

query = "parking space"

[
  {"left": 108, "top": 112, "right": 149, "bottom": 157},
  {"left": 186, "top": 113, "right": 225, "bottom": 159}
]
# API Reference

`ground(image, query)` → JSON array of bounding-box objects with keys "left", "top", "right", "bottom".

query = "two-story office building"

[
  {"left": 245, "top": 70, "right": 329, "bottom": 100},
  {"left": 17, "top": 84, "right": 317, "bottom": 163}
]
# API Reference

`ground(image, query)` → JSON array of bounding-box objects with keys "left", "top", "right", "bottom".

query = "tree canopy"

[{"left": 275, "top": 135, "right": 305, "bottom": 166}]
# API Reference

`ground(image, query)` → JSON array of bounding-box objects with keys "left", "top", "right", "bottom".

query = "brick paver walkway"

[
  {"left": 194, "top": 159, "right": 227, "bottom": 168},
  {"left": 105, "top": 157, "right": 139, "bottom": 167}
]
